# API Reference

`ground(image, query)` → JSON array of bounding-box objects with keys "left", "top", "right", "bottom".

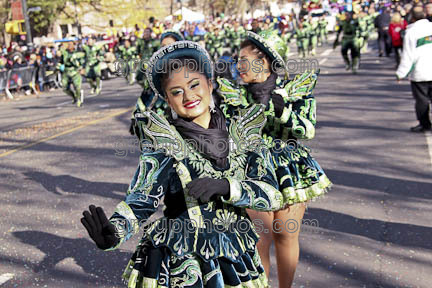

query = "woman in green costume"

[
  {"left": 215, "top": 30, "right": 332, "bottom": 287},
  {"left": 81, "top": 41, "right": 296, "bottom": 287}
]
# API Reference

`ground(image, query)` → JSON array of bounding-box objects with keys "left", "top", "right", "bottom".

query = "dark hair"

[
  {"left": 411, "top": 6, "right": 425, "bottom": 22},
  {"left": 239, "top": 39, "right": 276, "bottom": 73}
]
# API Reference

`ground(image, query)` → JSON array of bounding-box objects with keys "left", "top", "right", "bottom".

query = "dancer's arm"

[
  {"left": 105, "top": 151, "right": 174, "bottom": 250},
  {"left": 271, "top": 70, "right": 319, "bottom": 140}
]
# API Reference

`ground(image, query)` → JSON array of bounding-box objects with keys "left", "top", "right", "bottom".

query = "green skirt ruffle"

[
  {"left": 272, "top": 143, "right": 332, "bottom": 206},
  {"left": 122, "top": 238, "right": 269, "bottom": 288}
]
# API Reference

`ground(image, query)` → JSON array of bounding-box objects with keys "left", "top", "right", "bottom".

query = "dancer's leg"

[
  {"left": 246, "top": 209, "right": 274, "bottom": 276},
  {"left": 272, "top": 203, "right": 306, "bottom": 288}
]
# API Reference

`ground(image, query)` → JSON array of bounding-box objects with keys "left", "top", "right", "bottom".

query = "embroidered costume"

[
  {"left": 216, "top": 31, "right": 332, "bottom": 206},
  {"left": 129, "top": 30, "right": 184, "bottom": 139},
  {"left": 107, "top": 41, "right": 287, "bottom": 287}
]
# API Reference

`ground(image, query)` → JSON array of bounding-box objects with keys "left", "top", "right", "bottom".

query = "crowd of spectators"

[{"left": 1, "top": 0, "right": 431, "bottom": 98}]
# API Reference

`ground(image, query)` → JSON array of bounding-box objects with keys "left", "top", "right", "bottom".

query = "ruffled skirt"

[
  {"left": 272, "top": 142, "right": 332, "bottom": 206},
  {"left": 122, "top": 238, "right": 268, "bottom": 288}
]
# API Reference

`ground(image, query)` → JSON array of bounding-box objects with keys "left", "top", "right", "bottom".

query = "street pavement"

[{"left": 0, "top": 38, "right": 431, "bottom": 288}]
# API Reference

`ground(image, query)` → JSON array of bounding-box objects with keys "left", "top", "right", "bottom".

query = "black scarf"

[
  {"left": 169, "top": 106, "right": 229, "bottom": 169},
  {"left": 247, "top": 73, "right": 278, "bottom": 106}
]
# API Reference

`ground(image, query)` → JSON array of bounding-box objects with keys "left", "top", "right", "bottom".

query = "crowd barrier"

[
  {"left": 3, "top": 66, "right": 38, "bottom": 99},
  {"left": 0, "top": 70, "right": 8, "bottom": 94},
  {"left": 41, "top": 69, "right": 61, "bottom": 89}
]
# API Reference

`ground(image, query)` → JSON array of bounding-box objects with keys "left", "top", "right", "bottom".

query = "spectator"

[
  {"left": 12, "top": 55, "right": 26, "bottom": 68},
  {"left": 389, "top": 12, "right": 407, "bottom": 67},
  {"left": 0, "top": 57, "right": 7, "bottom": 72},
  {"left": 35, "top": 55, "right": 46, "bottom": 92},
  {"left": 396, "top": 6, "right": 432, "bottom": 132},
  {"left": 426, "top": 3, "right": 432, "bottom": 22},
  {"left": 375, "top": 7, "right": 392, "bottom": 56},
  {"left": 250, "top": 18, "right": 262, "bottom": 33}
]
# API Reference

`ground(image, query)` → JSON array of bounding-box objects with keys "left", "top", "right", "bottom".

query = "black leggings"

[
  {"left": 341, "top": 41, "right": 360, "bottom": 59},
  {"left": 394, "top": 46, "right": 402, "bottom": 66}
]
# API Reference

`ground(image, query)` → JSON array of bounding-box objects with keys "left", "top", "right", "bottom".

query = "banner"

[{"left": 11, "top": 0, "right": 24, "bottom": 21}]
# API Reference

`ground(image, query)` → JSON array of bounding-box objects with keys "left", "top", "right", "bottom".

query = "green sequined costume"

[
  {"left": 107, "top": 105, "right": 285, "bottom": 287},
  {"left": 135, "top": 38, "right": 160, "bottom": 88},
  {"left": 216, "top": 70, "right": 332, "bottom": 205},
  {"left": 318, "top": 18, "right": 328, "bottom": 45},
  {"left": 295, "top": 25, "right": 310, "bottom": 58},
  {"left": 82, "top": 44, "right": 104, "bottom": 94},
  {"left": 357, "top": 15, "right": 369, "bottom": 52},
  {"left": 334, "top": 17, "right": 362, "bottom": 74},
  {"left": 308, "top": 21, "right": 319, "bottom": 56},
  {"left": 228, "top": 26, "right": 246, "bottom": 56},
  {"left": 281, "top": 32, "right": 292, "bottom": 56},
  {"left": 205, "top": 30, "right": 225, "bottom": 60},
  {"left": 117, "top": 44, "right": 138, "bottom": 85},
  {"left": 60, "top": 48, "right": 83, "bottom": 106}
]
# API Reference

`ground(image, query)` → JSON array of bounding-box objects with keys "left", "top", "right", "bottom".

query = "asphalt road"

[{"left": 0, "top": 38, "right": 431, "bottom": 288}]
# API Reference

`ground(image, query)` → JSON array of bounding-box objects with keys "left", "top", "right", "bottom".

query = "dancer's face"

[
  {"left": 238, "top": 45, "right": 271, "bottom": 83},
  {"left": 164, "top": 67, "right": 213, "bottom": 127},
  {"left": 144, "top": 29, "right": 151, "bottom": 40},
  {"left": 161, "top": 36, "right": 177, "bottom": 47}
]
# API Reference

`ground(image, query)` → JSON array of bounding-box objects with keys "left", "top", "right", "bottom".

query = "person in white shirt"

[{"left": 396, "top": 6, "right": 432, "bottom": 132}]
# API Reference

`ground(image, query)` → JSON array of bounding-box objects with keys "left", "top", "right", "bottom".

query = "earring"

[
  {"left": 171, "top": 108, "right": 178, "bottom": 120},
  {"left": 209, "top": 96, "right": 216, "bottom": 113}
]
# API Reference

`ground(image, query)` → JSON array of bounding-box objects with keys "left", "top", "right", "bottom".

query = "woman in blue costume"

[
  {"left": 129, "top": 30, "right": 184, "bottom": 138},
  {"left": 81, "top": 41, "right": 293, "bottom": 287},
  {"left": 215, "top": 30, "right": 332, "bottom": 287}
]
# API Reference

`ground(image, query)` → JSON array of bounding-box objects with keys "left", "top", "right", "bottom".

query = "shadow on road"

[
  {"left": 325, "top": 169, "right": 432, "bottom": 200},
  {"left": 305, "top": 207, "right": 432, "bottom": 250},
  {"left": 317, "top": 120, "right": 408, "bottom": 133},
  {"left": 24, "top": 171, "right": 127, "bottom": 199},
  {"left": 11, "top": 230, "right": 129, "bottom": 286},
  {"left": 299, "top": 243, "right": 403, "bottom": 288}
]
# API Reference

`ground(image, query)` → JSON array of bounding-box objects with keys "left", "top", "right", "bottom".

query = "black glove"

[
  {"left": 271, "top": 93, "right": 285, "bottom": 118},
  {"left": 80, "top": 205, "right": 119, "bottom": 250},
  {"left": 186, "top": 177, "right": 230, "bottom": 203},
  {"left": 129, "top": 119, "right": 137, "bottom": 136}
]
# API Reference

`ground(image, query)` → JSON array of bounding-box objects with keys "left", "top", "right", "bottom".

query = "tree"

[
  {"left": 0, "top": 0, "right": 10, "bottom": 44},
  {"left": 26, "top": 0, "right": 103, "bottom": 36}
]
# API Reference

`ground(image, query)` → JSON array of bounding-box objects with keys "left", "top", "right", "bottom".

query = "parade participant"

[
  {"left": 357, "top": 11, "right": 369, "bottom": 53},
  {"left": 159, "top": 29, "right": 184, "bottom": 47},
  {"left": 184, "top": 23, "right": 203, "bottom": 43},
  {"left": 215, "top": 30, "right": 331, "bottom": 287},
  {"left": 250, "top": 18, "right": 262, "bottom": 34},
  {"left": 59, "top": 41, "right": 83, "bottom": 107},
  {"left": 205, "top": 25, "right": 225, "bottom": 60},
  {"left": 129, "top": 30, "right": 183, "bottom": 141},
  {"left": 334, "top": 11, "right": 362, "bottom": 74},
  {"left": 396, "top": 6, "right": 432, "bottom": 132},
  {"left": 318, "top": 15, "right": 328, "bottom": 46},
  {"left": 281, "top": 28, "right": 292, "bottom": 56},
  {"left": 117, "top": 39, "right": 138, "bottom": 85},
  {"left": 81, "top": 40, "right": 290, "bottom": 287},
  {"left": 366, "top": 6, "right": 378, "bottom": 39},
  {"left": 82, "top": 38, "right": 104, "bottom": 95},
  {"left": 308, "top": 17, "right": 319, "bottom": 56},
  {"left": 228, "top": 20, "right": 246, "bottom": 56},
  {"left": 135, "top": 27, "right": 160, "bottom": 88},
  {"left": 295, "top": 18, "right": 310, "bottom": 58}
]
